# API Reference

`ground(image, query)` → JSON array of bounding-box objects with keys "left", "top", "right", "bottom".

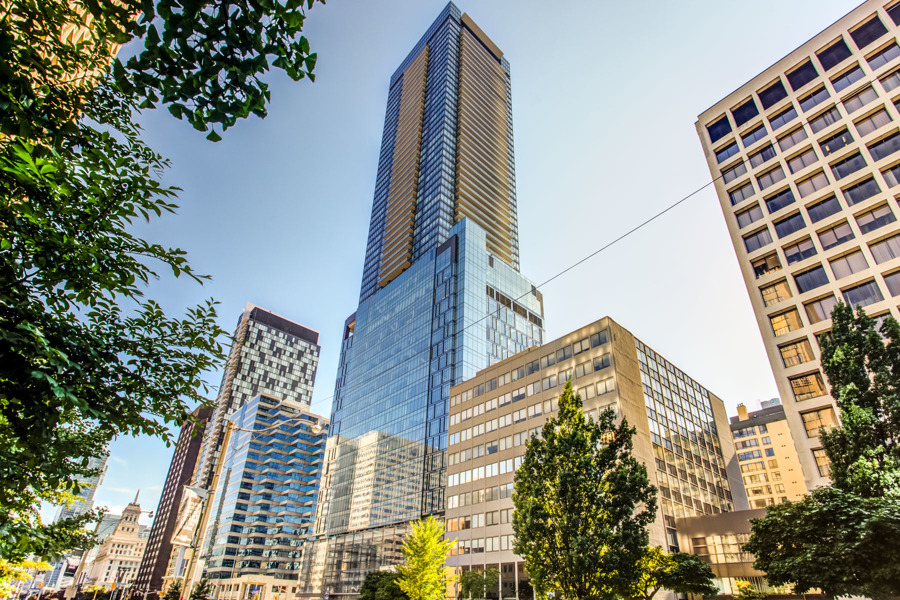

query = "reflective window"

[
  {"left": 819, "top": 128, "right": 854, "bottom": 155},
  {"left": 805, "top": 294, "right": 838, "bottom": 324},
  {"left": 830, "top": 250, "right": 869, "bottom": 279},
  {"left": 708, "top": 116, "right": 733, "bottom": 143},
  {"left": 716, "top": 142, "right": 739, "bottom": 163},
  {"left": 797, "top": 171, "right": 830, "bottom": 198},
  {"left": 774, "top": 212, "right": 807, "bottom": 238},
  {"left": 784, "top": 237, "right": 818, "bottom": 265},
  {"left": 770, "top": 106, "right": 799, "bottom": 131},
  {"left": 806, "top": 195, "right": 842, "bottom": 223},
  {"left": 770, "top": 309, "right": 803, "bottom": 335},
  {"left": 856, "top": 108, "right": 892, "bottom": 137},
  {"left": 780, "top": 338, "right": 815, "bottom": 367},
  {"left": 765, "top": 188, "right": 796, "bottom": 213},
  {"left": 790, "top": 372, "right": 827, "bottom": 402},
  {"left": 750, "top": 144, "right": 777, "bottom": 167},
  {"left": 722, "top": 161, "right": 748, "bottom": 184},
  {"left": 736, "top": 204, "right": 764, "bottom": 229},
  {"left": 831, "top": 64, "right": 864, "bottom": 92},
  {"left": 760, "top": 279, "right": 793, "bottom": 307},
  {"left": 870, "top": 234, "right": 900, "bottom": 263},
  {"left": 801, "top": 407, "right": 837, "bottom": 437},
  {"left": 799, "top": 86, "right": 830, "bottom": 112},
  {"left": 732, "top": 98, "right": 760, "bottom": 127},
  {"left": 809, "top": 106, "right": 843, "bottom": 133},
  {"left": 779, "top": 126, "right": 809, "bottom": 151},
  {"left": 867, "top": 42, "right": 900, "bottom": 70},
  {"left": 757, "top": 166, "right": 786, "bottom": 190},
  {"left": 744, "top": 228, "right": 773, "bottom": 253},
  {"left": 879, "top": 67, "right": 900, "bottom": 91},
  {"left": 729, "top": 182, "right": 755, "bottom": 206},
  {"left": 794, "top": 265, "right": 830, "bottom": 293},
  {"left": 813, "top": 448, "right": 831, "bottom": 476},
  {"left": 850, "top": 16, "right": 888, "bottom": 50},
  {"left": 830, "top": 152, "right": 867, "bottom": 180},
  {"left": 882, "top": 163, "right": 900, "bottom": 187},
  {"left": 818, "top": 38, "right": 852, "bottom": 71},
  {"left": 819, "top": 221, "right": 855, "bottom": 249},
  {"left": 856, "top": 204, "right": 896, "bottom": 233},
  {"left": 884, "top": 270, "right": 900, "bottom": 296},
  {"left": 788, "top": 147, "right": 818, "bottom": 173},
  {"left": 843, "top": 280, "right": 884, "bottom": 308},
  {"left": 888, "top": 2, "right": 900, "bottom": 26},
  {"left": 787, "top": 59, "right": 819, "bottom": 91},
  {"left": 759, "top": 79, "right": 789, "bottom": 108},
  {"left": 868, "top": 131, "right": 900, "bottom": 161},
  {"left": 752, "top": 253, "right": 782, "bottom": 278},
  {"left": 843, "top": 86, "right": 879, "bottom": 114},
  {"left": 843, "top": 177, "right": 881, "bottom": 206},
  {"left": 742, "top": 124, "right": 768, "bottom": 148}
]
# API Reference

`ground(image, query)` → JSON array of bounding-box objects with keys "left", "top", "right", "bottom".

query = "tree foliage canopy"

[
  {"left": 1, "top": 0, "right": 321, "bottom": 560},
  {"left": 629, "top": 546, "right": 718, "bottom": 600},
  {"left": 395, "top": 516, "right": 454, "bottom": 600},
  {"left": 458, "top": 568, "right": 499, "bottom": 600},
  {"left": 360, "top": 571, "right": 407, "bottom": 600},
  {"left": 512, "top": 382, "right": 657, "bottom": 600}
]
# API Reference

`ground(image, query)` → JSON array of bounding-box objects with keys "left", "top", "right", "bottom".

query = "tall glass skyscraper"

[{"left": 310, "top": 4, "right": 544, "bottom": 596}]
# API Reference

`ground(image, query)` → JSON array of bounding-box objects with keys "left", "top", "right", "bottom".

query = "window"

[
  {"left": 790, "top": 372, "right": 827, "bottom": 401},
  {"left": 831, "top": 64, "right": 864, "bottom": 91},
  {"left": 867, "top": 41, "right": 900, "bottom": 70},
  {"left": 742, "top": 124, "right": 768, "bottom": 148},
  {"left": 830, "top": 250, "right": 869, "bottom": 279},
  {"left": 573, "top": 337, "right": 590, "bottom": 355},
  {"left": 868, "top": 131, "right": 900, "bottom": 161},
  {"left": 749, "top": 144, "right": 777, "bottom": 167},
  {"left": 784, "top": 237, "right": 818, "bottom": 265},
  {"left": 757, "top": 166, "right": 786, "bottom": 190},
  {"left": 779, "top": 126, "right": 809, "bottom": 151},
  {"left": 768, "top": 107, "right": 797, "bottom": 132},
  {"left": 850, "top": 16, "right": 888, "bottom": 50},
  {"left": 856, "top": 108, "right": 892, "bottom": 136},
  {"left": 843, "top": 86, "right": 878, "bottom": 113},
  {"left": 593, "top": 353, "right": 611, "bottom": 371},
  {"left": 799, "top": 86, "right": 830, "bottom": 112},
  {"left": 843, "top": 177, "right": 881, "bottom": 205},
  {"left": 819, "top": 129, "right": 853, "bottom": 155},
  {"left": 780, "top": 338, "right": 815, "bottom": 367},
  {"left": 736, "top": 204, "right": 764, "bottom": 229},
  {"left": 590, "top": 330, "right": 609, "bottom": 347},
  {"left": 857, "top": 204, "right": 896, "bottom": 233},
  {"left": 716, "top": 142, "right": 739, "bottom": 163},
  {"left": 882, "top": 163, "right": 900, "bottom": 187},
  {"left": 805, "top": 294, "right": 839, "bottom": 323},
  {"left": 870, "top": 234, "right": 900, "bottom": 263},
  {"left": 889, "top": 2, "right": 900, "bottom": 26},
  {"left": 819, "top": 221, "right": 855, "bottom": 249},
  {"left": 707, "top": 116, "right": 732, "bottom": 143},
  {"left": 788, "top": 147, "right": 818, "bottom": 174},
  {"left": 884, "top": 270, "right": 900, "bottom": 296},
  {"left": 739, "top": 450, "right": 763, "bottom": 461},
  {"left": 752, "top": 253, "right": 782, "bottom": 278},
  {"left": 770, "top": 309, "right": 803, "bottom": 336},
  {"left": 818, "top": 38, "right": 852, "bottom": 71},
  {"left": 831, "top": 152, "right": 867, "bottom": 179},
  {"left": 843, "top": 280, "right": 884, "bottom": 308},
  {"left": 760, "top": 279, "right": 792, "bottom": 306},
  {"left": 556, "top": 345, "right": 572, "bottom": 362},
  {"left": 880, "top": 67, "right": 900, "bottom": 91},
  {"left": 765, "top": 188, "right": 796, "bottom": 213},
  {"left": 797, "top": 171, "right": 830, "bottom": 198},
  {"left": 759, "top": 79, "right": 788, "bottom": 108},
  {"left": 787, "top": 59, "right": 819, "bottom": 91},
  {"left": 810, "top": 106, "right": 842, "bottom": 133},
  {"left": 774, "top": 212, "right": 807, "bottom": 238},
  {"left": 813, "top": 448, "right": 831, "bottom": 476},
  {"left": 722, "top": 161, "right": 748, "bottom": 184},
  {"left": 795, "top": 265, "right": 830, "bottom": 293},
  {"left": 807, "top": 195, "right": 842, "bottom": 222},
  {"left": 744, "top": 228, "right": 773, "bottom": 253},
  {"left": 732, "top": 98, "right": 760, "bottom": 127}
]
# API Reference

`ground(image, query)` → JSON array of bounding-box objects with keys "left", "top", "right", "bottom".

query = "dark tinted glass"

[
  {"left": 742, "top": 125, "right": 768, "bottom": 148},
  {"left": 785, "top": 239, "right": 818, "bottom": 265},
  {"left": 810, "top": 107, "right": 842, "bottom": 133},
  {"left": 869, "top": 131, "right": 900, "bottom": 161},
  {"left": 889, "top": 2, "right": 900, "bottom": 25},
  {"left": 820, "top": 129, "right": 853, "bottom": 155},
  {"left": 843, "top": 177, "right": 881, "bottom": 206},
  {"left": 795, "top": 266, "right": 830, "bottom": 293},
  {"left": 850, "top": 16, "right": 888, "bottom": 49},
  {"left": 770, "top": 106, "right": 798, "bottom": 130},
  {"left": 716, "top": 142, "right": 739, "bottom": 163},
  {"left": 831, "top": 153, "right": 867, "bottom": 179},
  {"left": 787, "top": 60, "right": 819, "bottom": 91},
  {"left": 765, "top": 189, "right": 796, "bottom": 213},
  {"left": 707, "top": 116, "right": 732, "bottom": 143},
  {"left": 817, "top": 38, "right": 852, "bottom": 70},
  {"left": 843, "top": 281, "right": 884, "bottom": 308},
  {"left": 759, "top": 80, "right": 789, "bottom": 109},
  {"left": 732, "top": 99, "right": 760, "bottom": 127},
  {"left": 831, "top": 65, "right": 864, "bottom": 92},
  {"left": 774, "top": 213, "right": 807, "bottom": 238},
  {"left": 800, "top": 87, "right": 830, "bottom": 111},
  {"left": 868, "top": 43, "right": 900, "bottom": 71},
  {"left": 807, "top": 196, "right": 842, "bottom": 222}
]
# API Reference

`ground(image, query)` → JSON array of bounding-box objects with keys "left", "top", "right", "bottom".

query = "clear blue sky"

[{"left": 79, "top": 0, "right": 857, "bottom": 524}]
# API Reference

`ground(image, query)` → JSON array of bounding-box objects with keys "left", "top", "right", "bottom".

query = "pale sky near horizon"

[{"left": 69, "top": 0, "right": 858, "bottom": 526}]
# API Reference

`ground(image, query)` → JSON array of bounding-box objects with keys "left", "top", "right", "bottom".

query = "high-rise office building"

[
  {"left": 696, "top": 0, "right": 900, "bottom": 489},
  {"left": 444, "top": 317, "right": 747, "bottom": 598},
  {"left": 134, "top": 406, "right": 212, "bottom": 598},
  {"left": 312, "top": 4, "right": 544, "bottom": 596}
]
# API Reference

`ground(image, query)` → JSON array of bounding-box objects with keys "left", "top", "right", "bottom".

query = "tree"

[
  {"left": 189, "top": 578, "right": 212, "bottom": 600},
  {"left": 0, "top": 558, "right": 50, "bottom": 598},
  {"left": 360, "top": 571, "right": 408, "bottom": 600},
  {"left": 1, "top": 0, "right": 322, "bottom": 560},
  {"left": 161, "top": 580, "right": 182, "bottom": 600},
  {"left": 395, "top": 516, "right": 455, "bottom": 600},
  {"left": 512, "top": 382, "right": 657, "bottom": 600},
  {"left": 818, "top": 302, "right": 900, "bottom": 497},
  {"left": 629, "top": 547, "right": 718, "bottom": 600},
  {"left": 733, "top": 580, "right": 766, "bottom": 600},
  {"left": 458, "top": 568, "right": 499, "bottom": 599}
]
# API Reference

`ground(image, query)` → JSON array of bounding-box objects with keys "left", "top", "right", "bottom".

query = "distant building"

[
  {"left": 444, "top": 317, "right": 747, "bottom": 599},
  {"left": 134, "top": 406, "right": 212, "bottom": 598},
  {"left": 84, "top": 499, "right": 149, "bottom": 590},
  {"left": 730, "top": 401, "right": 812, "bottom": 507}
]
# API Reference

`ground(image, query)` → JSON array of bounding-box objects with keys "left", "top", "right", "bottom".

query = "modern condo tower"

[
  {"left": 312, "top": 4, "right": 544, "bottom": 596},
  {"left": 697, "top": 0, "right": 900, "bottom": 490}
]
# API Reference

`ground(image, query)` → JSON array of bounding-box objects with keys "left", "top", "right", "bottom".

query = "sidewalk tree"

[
  {"left": 361, "top": 571, "right": 407, "bottom": 600},
  {"left": 190, "top": 578, "right": 212, "bottom": 600},
  {"left": 395, "top": 516, "right": 455, "bottom": 600},
  {"left": 512, "top": 382, "right": 657, "bottom": 600},
  {"left": 1, "top": 0, "right": 322, "bottom": 560},
  {"left": 630, "top": 547, "right": 718, "bottom": 600},
  {"left": 162, "top": 580, "right": 182, "bottom": 600},
  {"left": 458, "top": 568, "right": 499, "bottom": 599}
]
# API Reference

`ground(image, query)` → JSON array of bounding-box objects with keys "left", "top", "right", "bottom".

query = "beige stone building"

[
  {"left": 444, "top": 317, "right": 747, "bottom": 598},
  {"left": 696, "top": 0, "right": 900, "bottom": 490},
  {"left": 730, "top": 401, "right": 812, "bottom": 508},
  {"left": 84, "top": 499, "right": 149, "bottom": 589}
]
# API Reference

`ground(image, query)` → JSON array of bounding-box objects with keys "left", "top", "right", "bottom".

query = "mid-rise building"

[
  {"left": 134, "top": 406, "right": 212, "bottom": 598},
  {"left": 730, "top": 401, "right": 812, "bottom": 508},
  {"left": 200, "top": 395, "right": 328, "bottom": 600},
  {"left": 696, "top": 0, "right": 900, "bottom": 489},
  {"left": 84, "top": 498, "right": 149, "bottom": 590},
  {"left": 312, "top": 4, "right": 545, "bottom": 595},
  {"left": 444, "top": 317, "right": 747, "bottom": 599}
]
